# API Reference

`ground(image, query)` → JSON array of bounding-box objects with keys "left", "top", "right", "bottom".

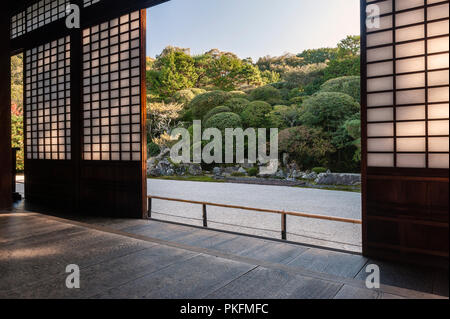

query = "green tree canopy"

[
  {"left": 147, "top": 46, "right": 198, "bottom": 98},
  {"left": 299, "top": 92, "right": 360, "bottom": 133},
  {"left": 205, "top": 52, "right": 262, "bottom": 90},
  {"left": 11, "top": 54, "right": 23, "bottom": 114},
  {"left": 337, "top": 35, "right": 361, "bottom": 58},
  {"left": 297, "top": 48, "right": 338, "bottom": 64},
  {"left": 261, "top": 70, "right": 281, "bottom": 84},
  {"left": 11, "top": 54, "right": 24, "bottom": 170},
  {"left": 269, "top": 105, "right": 301, "bottom": 129},
  {"left": 320, "top": 76, "right": 360, "bottom": 102},
  {"left": 323, "top": 56, "right": 360, "bottom": 81},
  {"left": 256, "top": 54, "right": 305, "bottom": 74},
  {"left": 281, "top": 63, "right": 327, "bottom": 93}
]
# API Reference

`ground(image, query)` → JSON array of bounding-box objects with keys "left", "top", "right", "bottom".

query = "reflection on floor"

[{"left": 0, "top": 203, "right": 448, "bottom": 299}]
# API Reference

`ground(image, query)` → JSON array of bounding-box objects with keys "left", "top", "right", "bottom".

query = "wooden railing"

[{"left": 147, "top": 195, "right": 361, "bottom": 241}]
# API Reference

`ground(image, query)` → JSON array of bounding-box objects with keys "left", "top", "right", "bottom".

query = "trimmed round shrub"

[
  {"left": 320, "top": 76, "right": 360, "bottom": 102},
  {"left": 204, "top": 112, "right": 242, "bottom": 133},
  {"left": 265, "top": 98, "right": 287, "bottom": 106},
  {"left": 299, "top": 92, "right": 360, "bottom": 133},
  {"left": 228, "top": 91, "right": 248, "bottom": 99},
  {"left": 249, "top": 85, "right": 282, "bottom": 103},
  {"left": 171, "top": 89, "right": 196, "bottom": 105},
  {"left": 231, "top": 172, "right": 246, "bottom": 177},
  {"left": 148, "top": 142, "right": 161, "bottom": 157},
  {"left": 179, "top": 108, "right": 193, "bottom": 122},
  {"left": 247, "top": 167, "right": 258, "bottom": 176},
  {"left": 224, "top": 98, "right": 250, "bottom": 114},
  {"left": 241, "top": 101, "right": 273, "bottom": 128},
  {"left": 203, "top": 106, "right": 232, "bottom": 122},
  {"left": 190, "top": 88, "right": 207, "bottom": 95},
  {"left": 189, "top": 90, "right": 231, "bottom": 120},
  {"left": 269, "top": 105, "right": 292, "bottom": 129},
  {"left": 289, "top": 96, "right": 304, "bottom": 106}
]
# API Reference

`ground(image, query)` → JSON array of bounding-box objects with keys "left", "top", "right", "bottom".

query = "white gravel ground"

[
  {"left": 15, "top": 178, "right": 362, "bottom": 252},
  {"left": 147, "top": 179, "right": 362, "bottom": 252}
]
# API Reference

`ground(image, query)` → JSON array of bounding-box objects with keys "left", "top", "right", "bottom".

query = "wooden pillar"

[{"left": 0, "top": 6, "right": 12, "bottom": 210}]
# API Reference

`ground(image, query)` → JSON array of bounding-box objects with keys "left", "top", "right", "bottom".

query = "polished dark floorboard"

[{"left": 0, "top": 208, "right": 447, "bottom": 299}]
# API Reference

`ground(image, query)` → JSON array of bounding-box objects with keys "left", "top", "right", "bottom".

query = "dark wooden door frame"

[
  {"left": 360, "top": 0, "right": 449, "bottom": 267},
  {"left": 5, "top": 0, "right": 164, "bottom": 218}
]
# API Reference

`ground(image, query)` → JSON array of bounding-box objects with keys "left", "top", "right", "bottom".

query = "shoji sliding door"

[
  {"left": 362, "top": 0, "right": 449, "bottom": 265},
  {"left": 24, "top": 35, "right": 76, "bottom": 206},
  {"left": 79, "top": 10, "right": 147, "bottom": 217}
]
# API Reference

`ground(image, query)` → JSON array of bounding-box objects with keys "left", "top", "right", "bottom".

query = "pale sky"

[{"left": 146, "top": 0, "right": 361, "bottom": 61}]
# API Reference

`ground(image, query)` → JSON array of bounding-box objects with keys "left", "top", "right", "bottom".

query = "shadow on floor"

[{"left": 3, "top": 199, "right": 448, "bottom": 299}]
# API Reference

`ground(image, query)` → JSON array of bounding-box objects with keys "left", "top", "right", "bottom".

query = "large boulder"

[
  {"left": 187, "top": 164, "right": 202, "bottom": 176},
  {"left": 147, "top": 147, "right": 204, "bottom": 177},
  {"left": 291, "top": 170, "right": 302, "bottom": 179},
  {"left": 148, "top": 166, "right": 161, "bottom": 177},
  {"left": 213, "top": 167, "right": 222, "bottom": 176},
  {"left": 315, "top": 173, "right": 361, "bottom": 186},
  {"left": 302, "top": 172, "right": 318, "bottom": 180},
  {"left": 275, "top": 169, "right": 286, "bottom": 179},
  {"left": 224, "top": 166, "right": 239, "bottom": 174},
  {"left": 147, "top": 147, "right": 171, "bottom": 175},
  {"left": 240, "top": 159, "right": 255, "bottom": 169},
  {"left": 238, "top": 167, "right": 247, "bottom": 175}
]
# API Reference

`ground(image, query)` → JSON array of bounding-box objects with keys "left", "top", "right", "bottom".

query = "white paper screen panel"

[
  {"left": 10, "top": 0, "right": 70, "bottom": 39},
  {"left": 365, "top": 0, "right": 449, "bottom": 169},
  {"left": 24, "top": 36, "right": 71, "bottom": 160},
  {"left": 82, "top": 11, "right": 142, "bottom": 161},
  {"left": 83, "top": 0, "right": 101, "bottom": 8}
]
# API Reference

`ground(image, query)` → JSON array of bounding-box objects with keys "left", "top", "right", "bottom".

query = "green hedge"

[
  {"left": 224, "top": 97, "right": 250, "bottom": 114},
  {"left": 189, "top": 90, "right": 231, "bottom": 120},
  {"left": 148, "top": 142, "right": 161, "bottom": 157},
  {"left": 241, "top": 101, "right": 273, "bottom": 128},
  {"left": 247, "top": 167, "right": 258, "bottom": 176},
  {"left": 203, "top": 105, "right": 232, "bottom": 122},
  {"left": 249, "top": 85, "right": 282, "bottom": 103},
  {"left": 171, "top": 88, "right": 206, "bottom": 105},
  {"left": 299, "top": 92, "right": 360, "bottom": 133},
  {"left": 204, "top": 112, "right": 243, "bottom": 133}
]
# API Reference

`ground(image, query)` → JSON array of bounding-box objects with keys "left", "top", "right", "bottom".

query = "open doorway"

[
  {"left": 144, "top": 0, "right": 362, "bottom": 252},
  {"left": 11, "top": 53, "right": 24, "bottom": 200}
]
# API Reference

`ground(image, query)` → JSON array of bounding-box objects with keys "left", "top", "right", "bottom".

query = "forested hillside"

[{"left": 147, "top": 36, "right": 361, "bottom": 172}]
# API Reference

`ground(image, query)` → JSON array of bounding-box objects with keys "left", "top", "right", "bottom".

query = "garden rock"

[
  {"left": 187, "top": 164, "right": 202, "bottom": 176},
  {"left": 213, "top": 167, "right": 222, "bottom": 176},
  {"left": 302, "top": 172, "right": 318, "bottom": 180},
  {"left": 275, "top": 169, "right": 286, "bottom": 178},
  {"left": 238, "top": 167, "right": 247, "bottom": 175},
  {"left": 315, "top": 173, "right": 361, "bottom": 186}
]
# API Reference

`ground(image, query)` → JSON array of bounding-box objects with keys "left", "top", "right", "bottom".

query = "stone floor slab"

[{"left": 95, "top": 254, "right": 256, "bottom": 299}]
